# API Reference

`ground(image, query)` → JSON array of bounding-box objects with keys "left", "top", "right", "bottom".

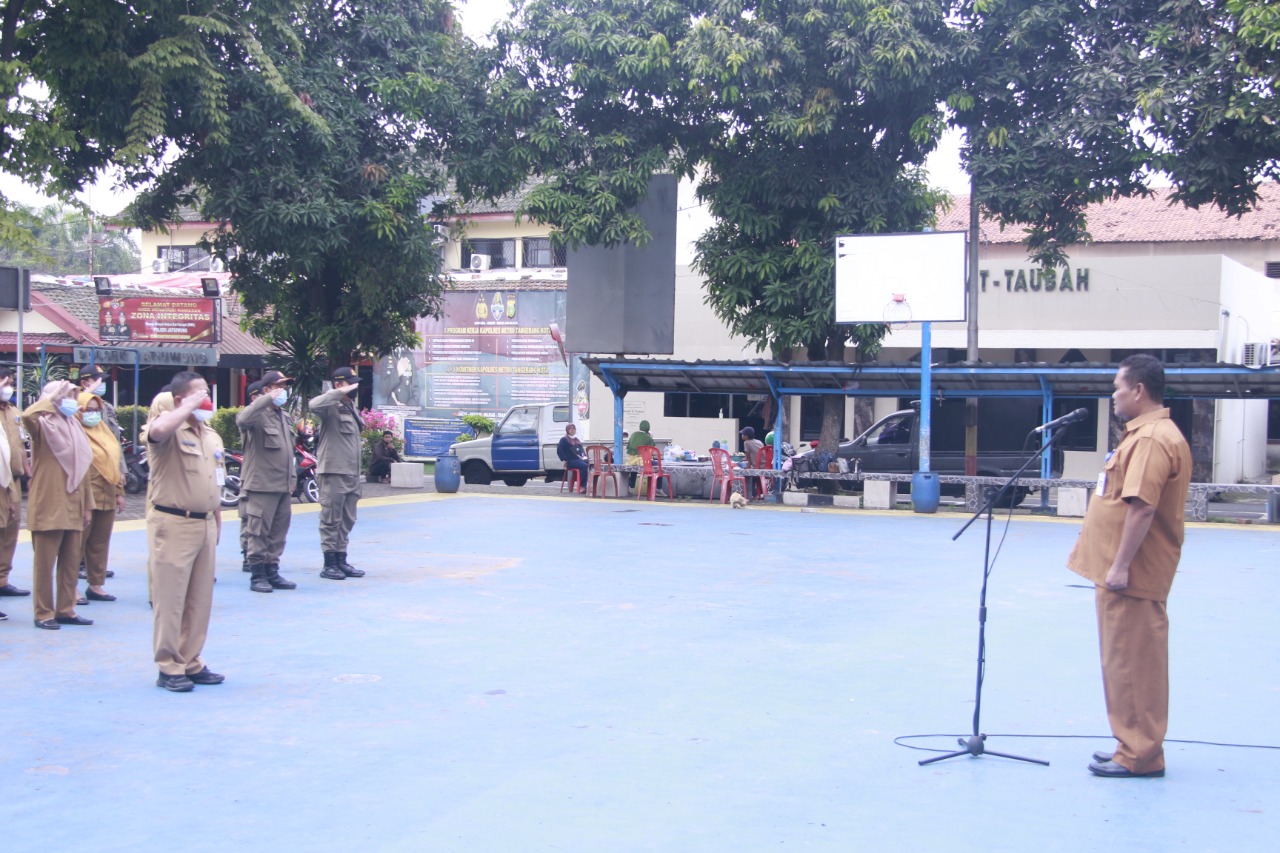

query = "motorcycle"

[
  {"left": 121, "top": 438, "right": 149, "bottom": 495},
  {"left": 292, "top": 439, "right": 319, "bottom": 503},
  {"left": 220, "top": 450, "right": 244, "bottom": 508}
]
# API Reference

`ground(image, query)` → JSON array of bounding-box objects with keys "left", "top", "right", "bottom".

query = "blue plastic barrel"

[
  {"left": 911, "top": 471, "right": 940, "bottom": 514},
  {"left": 434, "top": 454, "right": 461, "bottom": 494}
]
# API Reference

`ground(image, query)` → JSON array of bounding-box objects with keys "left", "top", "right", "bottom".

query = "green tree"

[
  {"left": 128, "top": 0, "right": 479, "bottom": 365},
  {"left": 0, "top": 203, "right": 139, "bottom": 275},
  {"left": 951, "top": 0, "right": 1280, "bottom": 264},
  {"left": 480, "top": 0, "right": 950, "bottom": 450}
]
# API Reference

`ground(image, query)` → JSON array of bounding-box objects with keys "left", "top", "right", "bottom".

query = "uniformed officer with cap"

[
  {"left": 310, "top": 366, "right": 365, "bottom": 580},
  {"left": 239, "top": 379, "right": 264, "bottom": 574},
  {"left": 144, "top": 370, "right": 225, "bottom": 692},
  {"left": 236, "top": 370, "right": 297, "bottom": 593},
  {"left": 76, "top": 364, "right": 124, "bottom": 582}
]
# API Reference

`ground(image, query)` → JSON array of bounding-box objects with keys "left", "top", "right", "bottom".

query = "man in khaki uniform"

[
  {"left": 76, "top": 364, "right": 125, "bottom": 583},
  {"left": 146, "top": 371, "right": 225, "bottom": 692},
  {"left": 0, "top": 369, "right": 31, "bottom": 613},
  {"left": 310, "top": 366, "right": 365, "bottom": 580},
  {"left": 239, "top": 379, "right": 264, "bottom": 574},
  {"left": 1068, "top": 354, "right": 1192, "bottom": 778},
  {"left": 236, "top": 370, "right": 296, "bottom": 593}
]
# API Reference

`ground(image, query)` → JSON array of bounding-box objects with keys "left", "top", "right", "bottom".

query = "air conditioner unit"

[
  {"left": 469, "top": 254, "right": 491, "bottom": 272},
  {"left": 208, "top": 257, "right": 225, "bottom": 273},
  {"left": 151, "top": 258, "right": 168, "bottom": 274},
  {"left": 1242, "top": 341, "right": 1271, "bottom": 368}
]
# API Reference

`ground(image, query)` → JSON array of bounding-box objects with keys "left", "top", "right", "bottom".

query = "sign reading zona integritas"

[{"left": 98, "top": 296, "right": 219, "bottom": 343}]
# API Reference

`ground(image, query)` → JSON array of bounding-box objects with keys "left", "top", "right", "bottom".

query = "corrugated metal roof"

[{"left": 584, "top": 358, "right": 1280, "bottom": 400}]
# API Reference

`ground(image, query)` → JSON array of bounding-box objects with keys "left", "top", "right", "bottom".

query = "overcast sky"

[{"left": 0, "top": 1, "right": 969, "bottom": 214}]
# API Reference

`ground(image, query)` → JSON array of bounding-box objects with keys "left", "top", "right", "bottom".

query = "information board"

[
  {"left": 98, "top": 296, "right": 220, "bottom": 343},
  {"left": 403, "top": 417, "right": 464, "bottom": 459}
]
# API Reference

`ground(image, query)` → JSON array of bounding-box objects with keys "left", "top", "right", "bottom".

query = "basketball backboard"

[{"left": 833, "top": 231, "right": 967, "bottom": 324}]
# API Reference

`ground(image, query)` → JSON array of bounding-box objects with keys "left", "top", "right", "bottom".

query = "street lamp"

[
  {"left": 93, "top": 276, "right": 112, "bottom": 296},
  {"left": 200, "top": 277, "right": 220, "bottom": 297}
]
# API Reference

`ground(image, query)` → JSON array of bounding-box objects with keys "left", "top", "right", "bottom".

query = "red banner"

[{"left": 98, "top": 296, "right": 219, "bottom": 343}]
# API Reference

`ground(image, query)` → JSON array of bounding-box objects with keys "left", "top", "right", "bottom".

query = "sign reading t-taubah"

[
  {"left": 98, "top": 296, "right": 220, "bottom": 343},
  {"left": 375, "top": 287, "right": 588, "bottom": 458}
]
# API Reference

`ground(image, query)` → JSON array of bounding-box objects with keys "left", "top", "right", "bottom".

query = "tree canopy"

[{"left": 0, "top": 203, "right": 139, "bottom": 276}]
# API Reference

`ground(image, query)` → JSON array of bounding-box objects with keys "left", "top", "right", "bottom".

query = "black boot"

[
  {"left": 249, "top": 564, "right": 273, "bottom": 593},
  {"left": 337, "top": 552, "right": 365, "bottom": 578},
  {"left": 319, "top": 552, "right": 346, "bottom": 580},
  {"left": 266, "top": 563, "right": 297, "bottom": 590}
]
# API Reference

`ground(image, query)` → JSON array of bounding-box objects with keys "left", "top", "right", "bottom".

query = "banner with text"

[
  {"left": 374, "top": 288, "right": 581, "bottom": 457},
  {"left": 98, "top": 296, "right": 219, "bottom": 343}
]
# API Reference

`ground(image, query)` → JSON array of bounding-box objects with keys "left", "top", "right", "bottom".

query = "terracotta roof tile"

[{"left": 935, "top": 182, "right": 1280, "bottom": 244}]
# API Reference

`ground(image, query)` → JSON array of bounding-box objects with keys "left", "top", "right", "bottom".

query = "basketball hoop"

[{"left": 883, "top": 294, "right": 912, "bottom": 331}]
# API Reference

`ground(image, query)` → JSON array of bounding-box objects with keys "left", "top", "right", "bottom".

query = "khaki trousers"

[
  {"left": 318, "top": 473, "right": 361, "bottom": 552},
  {"left": 150, "top": 513, "right": 216, "bottom": 676},
  {"left": 31, "top": 529, "right": 83, "bottom": 622},
  {"left": 82, "top": 508, "right": 116, "bottom": 586},
  {"left": 0, "top": 515, "right": 19, "bottom": 587},
  {"left": 1096, "top": 586, "right": 1170, "bottom": 774},
  {"left": 241, "top": 490, "right": 292, "bottom": 564}
]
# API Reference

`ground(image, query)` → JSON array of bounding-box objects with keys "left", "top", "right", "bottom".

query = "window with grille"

[
  {"left": 157, "top": 245, "right": 212, "bottom": 272},
  {"left": 522, "top": 237, "right": 566, "bottom": 268},
  {"left": 461, "top": 239, "right": 516, "bottom": 269}
]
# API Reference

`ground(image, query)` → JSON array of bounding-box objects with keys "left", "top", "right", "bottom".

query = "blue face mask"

[
  {"left": 58, "top": 398, "right": 80, "bottom": 417},
  {"left": 90, "top": 381, "right": 106, "bottom": 396},
  {"left": 272, "top": 389, "right": 289, "bottom": 407},
  {"left": 81, "top": 411, "right": 103, "bottom": 428}
]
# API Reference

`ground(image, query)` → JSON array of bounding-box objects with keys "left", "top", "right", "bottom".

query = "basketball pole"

[{"left": 910, "top": 320, "right": 938, "bottom": 512}]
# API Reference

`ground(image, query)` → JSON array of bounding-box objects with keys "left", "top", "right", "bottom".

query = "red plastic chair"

[
  {"left": 708, "top": 448, "right": 745, "bottom": 503},
  {"left": 586, "top": 445, "right": 618, "bottom": 497},
  {"left": 635, "top": 445, "right": 675, "bottom": 501},
  {"left": 560, "top": 465, "right": 583, "bottom": 494},
  {"left": 754, "top": 446, "right": 775, "bottom": 498}
]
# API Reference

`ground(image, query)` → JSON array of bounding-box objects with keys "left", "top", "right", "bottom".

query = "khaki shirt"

[
  {"left": 1068, "top": 408, "right": 1192, "bottom": 601},
  {"left": 87, "top": 466, "right": 124, "bottom": 513},
  {"left": 0, "top": 402, "right": 24, "bottom": 524},
  {"left": 309, "top": 387, "right": 364, "bottom": 476},
  {"left": 21, "top": 399, "right": 91, "bottom": 532},
  {"left": 148, "top": 416, "right": 223, "bottom": 514},
  {"left": 235, "top": 392, "right": 294, "bottom": 493}
]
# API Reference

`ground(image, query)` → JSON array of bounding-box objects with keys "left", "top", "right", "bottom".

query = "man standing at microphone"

[{"left": 1068, "top": 354, "right": 1191, "bottom": 778}]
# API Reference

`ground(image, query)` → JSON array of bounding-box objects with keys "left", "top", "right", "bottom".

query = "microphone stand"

[{"left": 918, "top": 424, "right": 1074, "bottom": 767}]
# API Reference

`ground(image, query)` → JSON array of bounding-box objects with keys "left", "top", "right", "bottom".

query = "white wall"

[{"left": 1212, "top": 257, "right": 1276, "bottom": 482}]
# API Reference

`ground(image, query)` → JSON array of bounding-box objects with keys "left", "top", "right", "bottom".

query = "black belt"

[{"left": 153, "top": 504, "right": 211, "bottom": 520}]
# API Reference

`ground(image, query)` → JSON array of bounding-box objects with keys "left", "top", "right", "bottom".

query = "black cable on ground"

[{"left": 894, "top": 733, "right": 1280, "bottom": 754}]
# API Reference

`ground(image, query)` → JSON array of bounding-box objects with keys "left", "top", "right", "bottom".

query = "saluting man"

[
  {"left": 310, "top": 366, "right": 365, "bottom": 580},
  {"left": 145, "top": 371, "right": 225, "bottom": 692},
  {"left": 0, "top": 369, "right": 31, "bottom": 614},
  {"left": 236, "top": 371, "right": 297, "bottom": 593}
]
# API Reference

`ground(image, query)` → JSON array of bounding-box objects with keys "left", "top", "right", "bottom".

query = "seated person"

[
  {"left": 625, "top": 421, "right": 654, "bottom": 489},
  {"left": 557, "top": 423, "right": 589, "bottom": 494},
  {"left": 739, "top": 426, "right": 765, "bottom": 497},
  {"left": 368, "top": 430, "right": 402, "bottom": 482}
]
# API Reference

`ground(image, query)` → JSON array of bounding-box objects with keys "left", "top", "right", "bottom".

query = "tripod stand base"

[{"left": 918, "top": 734, "right": 1050, "bottom": 767}]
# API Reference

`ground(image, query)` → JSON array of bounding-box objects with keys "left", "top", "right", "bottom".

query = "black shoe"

[
  {"left": 319, "top": 552, "right": 346, "bottom": 581},
  {"left": 266, "top": 563, "right": 297, "bottom": 590},
  {"left": 86, "top": 589, "right": 117, "bottom": 602},
  {"left": 1088, "top": 759, "right": 1164, "bottom": 778},
  {"left": 55, "top": 614, "right": 93, "bottom": 626},
  {"left": 157, "top": 673, "right": 195, "bottom": 692},
  {"left": 337, "top": 552, "right": 364, "bottom": 578},
  {"left": 34, "top": 618, "right": 60, "bottom": 630},
  {"left": 187, "top": 667, "right": 225, "bottom": 685},
  {"left": 0, "top": 610, "right": 6, "bottom": 620},
  {"left": 0, "top": 583, "right": 30, "bottom": 596},
  {"left": 249, "top": 564, "right": 273, "bottom": 593},
  {"left": 1092, "top": 750, "right": 1114, "bottom": 763},
  {"left": 77, "top": 595, "right": 89, "bottom": 606},
  {"left": 105, "top": 569, "right": 114, "bottom": 578}
]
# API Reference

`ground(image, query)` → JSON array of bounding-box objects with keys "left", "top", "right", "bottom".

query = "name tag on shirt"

[
  {"left": 215, "top": 467, "right": 226, "bottom": 486},
  {"left": 1096, "top": 450, "right": 1115, "bottom": 497}
]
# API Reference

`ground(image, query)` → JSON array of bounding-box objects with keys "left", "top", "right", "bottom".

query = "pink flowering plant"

[{"left": 360, "top": 408, "right": 403, "bottom": 468}]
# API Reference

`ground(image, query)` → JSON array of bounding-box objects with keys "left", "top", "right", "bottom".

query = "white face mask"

[
  {"left": 81, "top": 411, "right": 103, "bottom": 428},
  {"left": 193, "top": 408, "right": 214, "bottom": 423},
  {"left": 272, "top": 389, "right": 289, "bottom": 407},
  {"left": 0, "top": 386, "right": 12, "bottom": 403}
]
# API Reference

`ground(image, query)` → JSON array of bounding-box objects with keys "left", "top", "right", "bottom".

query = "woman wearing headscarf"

[
  {"left": 22, "top": 380, "right": 93, "bottom": 629},
  {"left": 78, "top": 392, "right": 125, "bottom": 602},
  {"left": 625, "top": 420, "right": 655, "bottom": 491}
]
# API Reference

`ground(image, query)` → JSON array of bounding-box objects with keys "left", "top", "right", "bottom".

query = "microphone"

[{"left": 1033, "top": 408, "right": 1089, "bottom": 434}]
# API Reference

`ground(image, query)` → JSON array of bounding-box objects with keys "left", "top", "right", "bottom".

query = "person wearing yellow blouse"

[{"left": 78, "top": 391, "right": 126, "bottom": 602}]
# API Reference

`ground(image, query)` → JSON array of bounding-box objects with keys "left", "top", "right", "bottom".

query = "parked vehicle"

[
  {"left": 220, "top": 450, "right": 243, "bottom": 508},
  {"left": 292, "top": 440, "right": 319, "bottom": 503},
  {"left": 121, "top": 438, "right": 149, "bottom": 495},
  {"left": 450, "top": 403, "right": 574, "bottom": 486},
  {"left": 794, "top": 399, "right": 1066, "bottom": 507}
]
